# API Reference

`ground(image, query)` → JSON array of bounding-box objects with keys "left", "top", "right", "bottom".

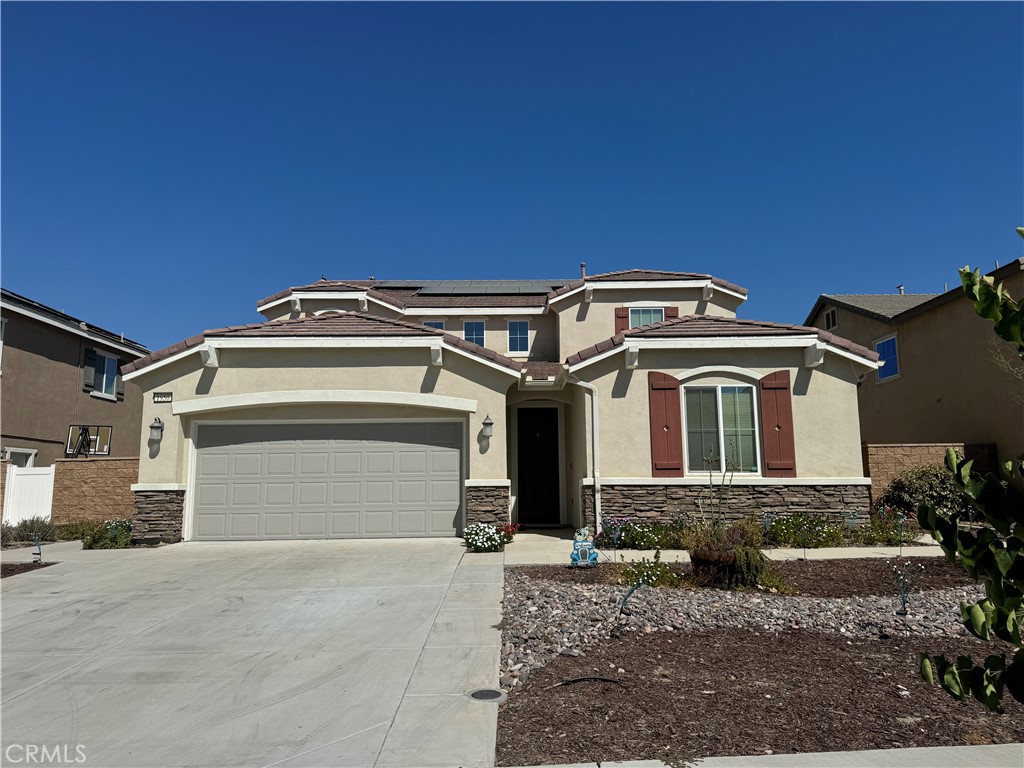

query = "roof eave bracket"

[
  {"left": 199, "top": 344, "right": 220, "bottom": 369},
  {"left": 803, "top": 341, "right": 826, "bottom": 368}
]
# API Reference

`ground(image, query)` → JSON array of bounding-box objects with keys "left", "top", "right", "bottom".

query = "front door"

[{"left": 516, "top": 407, "right": 560, "bottom": 525}]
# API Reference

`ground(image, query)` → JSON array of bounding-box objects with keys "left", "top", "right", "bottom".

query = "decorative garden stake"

[
  {"left": 891, "top": 559, "right": 925, "bottom": 619},
  {"left": 845, "top": 510, "right": 859, "bottom": 534},
  {"left": 896, "top": 511, "right": 908, "bottom": 556},
  {"left": 32, "top": 535, "right": 43, "bottom": 564},
  {"left": 570, "top": 527, "right": 599, "bottom": 567},
  {"left": 763, "top": 511, "right": 777, "bottom": 548},
  {"left": 620, "top": 580, "right": 645, "bottom": 615}
]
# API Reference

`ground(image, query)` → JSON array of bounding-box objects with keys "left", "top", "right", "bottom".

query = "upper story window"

[
  {"left": 463, "top": 321, "right": 485, "bottom": 347},
  {"left": 66, "top": 425, "right": 113, "bottom": 457},
  {"left": 508, "top": 321, "right": 529, "bottom": 354},
  {"left": 424, "top": 321, "right": 445, "bottom": 330},
  {"left": 684, "top": 385, "right": 759, "bottom": 473},
  {"left": 83, "top": 349, "right": 123, "bottom": 400},
  {"left": 824, "top": 307, "right": 838, "bottom": 331},
  {"left": 630, "top": 307, "right": 664, "bottom": 328},
  {"left": 875, "top": 335, "right": 900, "bottom": 381}
]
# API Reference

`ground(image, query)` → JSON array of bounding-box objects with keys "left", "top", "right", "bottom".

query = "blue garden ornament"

[{"left": 570, "top": 527, "right": 599, "bottom": 566}]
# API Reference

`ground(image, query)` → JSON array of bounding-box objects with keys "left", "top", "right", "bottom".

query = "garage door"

[{"left": 192, "top": 423, "right": 462, "bottom": 539}]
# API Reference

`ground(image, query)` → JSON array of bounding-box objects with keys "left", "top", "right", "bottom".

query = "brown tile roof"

[
  {"left": 804, "top": 293, "right": 938, "bottom": 325},
  {"left": 257, "top": 280, "right": 378, "bottom": 308},
  {"left": 565, "top": 314, "right": 878, "bottom": 366},
  {"left": 547, "top": 269, "right": 748, "bottom": 300},
  {"left": 522, "top": 361, "right": 566, "bottom": 379},
  {"left": 122, "top": 312, "right": 524, "bottom": 375}
]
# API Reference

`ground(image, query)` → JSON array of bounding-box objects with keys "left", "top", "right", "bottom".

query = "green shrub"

[
  {"left": 11, "top": 516, "right": 56, "bottom": 542},
  {"left": 767, "top": 512, "right": 845, "bottom": 548},
  {"left": 621, "top": 549, "right": 678, "bottom": 587},
  {"left": 875, "top": 464, "right": 972, "bottom": 520},
  {"left": 620, "top": 522, "right": 660, "bottom": 549},
  {"left": 55, "top": 519, "right": 103, "bottom": 542},
  {"left": 1, "top": 522, "right": 13, "bottom": 547},
  {"left": 82, "top": 519, "right": 133, "bottom": 549},
  {"left": 853, "top": 509, "right": 906, "bottom": 546}
]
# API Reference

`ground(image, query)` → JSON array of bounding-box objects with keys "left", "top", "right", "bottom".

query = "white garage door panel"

[{"left": 193, "top": 423, "right": 462, "bottom": 540}]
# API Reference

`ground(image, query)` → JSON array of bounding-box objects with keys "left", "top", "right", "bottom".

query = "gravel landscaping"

[{"left": 497, "top": 558, "right": 1023, "bottom": 766}]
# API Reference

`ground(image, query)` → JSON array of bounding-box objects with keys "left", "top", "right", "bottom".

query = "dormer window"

[{"left": 629, "top": 307, "right": 664, "bottom": 328}]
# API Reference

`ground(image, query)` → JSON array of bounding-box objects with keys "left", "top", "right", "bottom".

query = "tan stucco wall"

[
  {"left": 810, "top": 272, "right": 1024, "bottom": 467},
  {"left": 574, "top": 347, "right": 866, "bottom": 479},
  {"left": 0, "top": 311, "right": 145, "bottom": 465},
  {"left": 132, "top": 346, "right": 516, "bottom": 485},
  {"left": 554, "top": 287, "right": 743, "bottom": 362}
]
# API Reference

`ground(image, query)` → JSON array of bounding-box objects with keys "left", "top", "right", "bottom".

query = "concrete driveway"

[{"left": 1, "top": 540, "right": 503, "bottom": 767}]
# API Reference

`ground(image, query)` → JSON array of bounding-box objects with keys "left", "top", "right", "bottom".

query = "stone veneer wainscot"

[
  {"left": 582, "top": 483, "right": 871, "bottom": 529},
  {"left": 132, "top": 490, "right": 185, "bottom": 545},
  {"left": 465, "top": 485, "right": 511, "bottom": 528}
]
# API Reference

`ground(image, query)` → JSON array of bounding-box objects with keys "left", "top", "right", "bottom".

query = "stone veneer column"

[
  {"left": 581, "top": 486, "right": 596, "bottom": 531},
  {"left": 132, "top": 490, "right": 185, "bottom": 545},
  {"left": 464, "top": 486, "right": 510, "bottom": 528}
]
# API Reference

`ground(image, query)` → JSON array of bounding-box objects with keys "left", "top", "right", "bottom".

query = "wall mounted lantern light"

[
  {"left": 481, "top": 414, "right": 494, "bottom": 438},
  {"left": 149, "top": 417, "right": 165, "bottom": 443}
]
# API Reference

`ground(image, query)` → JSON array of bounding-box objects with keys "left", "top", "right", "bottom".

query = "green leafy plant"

[
  {"left": 8, "top": 516, "right": 57, "bottom": 543},
  {"left": 462, "top": 522, "right": 509, "bottom": 553},
  {"left": 767, "top": 512, "right": 845, "bottom": 548},
  {"left": 854, "top": 507, "right": 907, "bottom": 546},
  {"left": 0, "top": 522, "right": 13, "bottom": 547},
  {"left": 621, "top": 548, "right": 678, "bottom": 587},
  {"left": 875, "top": 464, "right": 972, "bottom": 521},
  {"left": 917, "top": 260, "right": 1024, "bottom": 712},
  {"left": 55, "top": 519, "right": 104, "bottom": 542},
  {"left": 82, "top": 519, "right": 133, "bottom": 549}
]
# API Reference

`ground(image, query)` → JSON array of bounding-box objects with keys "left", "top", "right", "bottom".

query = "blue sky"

[{"left": 3, "top": 2, "right": 1021, "bottom": 351}]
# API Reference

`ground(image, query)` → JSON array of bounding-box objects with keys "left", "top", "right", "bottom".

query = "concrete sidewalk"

[
  {"left": 508, "top": 742, "right": 1024, "bottom": 767},
  {"left": 501, "top": 530, "right": 945, "bottom": 566}
]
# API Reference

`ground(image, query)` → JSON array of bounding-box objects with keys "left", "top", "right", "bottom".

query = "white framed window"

[
  {"left": 508, "top": 321, "right": 529, "bottom": 354},
  {"left": 824, "top": 307, "right": 838, "bottom": 331},
  {"left": 463, "top": 321, "right": 485, "bottom": 346},
  {"left": 629, "top": 307, "right": 664, "bottom": 328},
  {"left": 683, "top": 385, "right": 760, "bottom": 473},
  {"left": 874, "top": 334, "right": 900, "bottom": 381},
  {"left": 0, "top": 316, "right": 6, "bottom": 376},
  {"left": 424, "top": 321, "right": 445, "bottom": 330},
  {"left": 66, "top": 425, "right": 113, "bottom": 457},
  {"left": 3, "top": 447, "right": 36, "bottom": 467},
  {"left": 89, "top": 351, "right": 119, "bottom": 399}
]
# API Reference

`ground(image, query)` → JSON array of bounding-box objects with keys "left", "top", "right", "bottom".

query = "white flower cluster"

[{"left": 463, "top": 523, "right": 506, "bottom": 553}]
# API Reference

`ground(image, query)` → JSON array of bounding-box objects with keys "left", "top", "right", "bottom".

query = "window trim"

[
  {"left": 824, "top": 307, "right": 838, "bottom": 331},
  {"left": 3, "top": 447, "right": 37, "bottom": 467},
  {"left": 93, "top": 350, "right": 119, "bottom": 397},
  {"left": 507, "top": 320, "right": 530, "bottom": 355},
  {"left": 874, "top": 333, "right": 901, "bottom": 383},
  {"left": 629, "top": 307, "right": 665, "bottom": 329},
  {"left": 65, "top": 425, "right": 113, "bottom": 457},
  {"left": 682, "top": 384, "right": 761, "bottom": 475},
  {"left": 463, "top": 320, "right": 485, "bottom": 347}
]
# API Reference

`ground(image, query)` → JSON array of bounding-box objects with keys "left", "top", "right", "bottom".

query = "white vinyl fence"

[{"left": 3, "top": 465, "right": 55, "bottom": 525}]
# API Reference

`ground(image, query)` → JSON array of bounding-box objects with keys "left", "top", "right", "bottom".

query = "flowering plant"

[
  {"left": 498, "top": 522, "right": 520, "bottom": 542},
  {"left": 463, "top": 523, "right": 509, "bottom": 553}
]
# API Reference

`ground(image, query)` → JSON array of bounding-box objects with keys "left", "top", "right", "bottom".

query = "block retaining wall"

[{"left": 51, "top": 457, "right": 139, "bottom": 524}]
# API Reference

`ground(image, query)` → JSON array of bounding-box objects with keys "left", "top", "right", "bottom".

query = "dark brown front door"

[{"left": 516, "top": 407, "right": 560, "bottom": 525}]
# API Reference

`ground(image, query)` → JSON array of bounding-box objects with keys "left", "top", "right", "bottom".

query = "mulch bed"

[
  {"left": 510, "top": 556, "right": 975, "bottom": 598},
  {"left": 1, "top": 562, "right": 56, "bottom": 578},
  {"left": 496, "top": 629, "right": 1024, "bottom": 766}
]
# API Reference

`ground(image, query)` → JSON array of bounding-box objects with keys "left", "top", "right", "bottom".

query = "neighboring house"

[
  {"left": 122, "top": 268, "right": 880, "bottom": 543},
  {"left": 804, "top": 258, "right": 1024, "bottom": 478},
  {"left": 0, "top": 289, "right": 150, "bottom": 466}
]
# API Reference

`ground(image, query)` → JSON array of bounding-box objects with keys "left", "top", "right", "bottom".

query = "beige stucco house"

[
  {"left": 122, "top": 269, "right": 879, "bottom": 544},
  {"left": 804, "top": 258, "right": 1024, "bottom": 489}
]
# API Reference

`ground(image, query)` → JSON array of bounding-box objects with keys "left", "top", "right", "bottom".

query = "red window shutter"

[
  {"left": 615, "top": 307, "right": 629, "bottom": 334},
  {"left": 665, "top": 307, "right": 679, "bottom": 320},
  {"left": 648, "top": 371, "right": 684, "bottom": 477},
  {"left": 759, "top": 370, "right": 797, "bottom": 477}
]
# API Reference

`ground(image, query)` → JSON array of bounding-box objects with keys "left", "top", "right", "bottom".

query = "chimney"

[
  {"left": 897, "top": 284, "right": 905, "bottom": 295},
  {"left": 580, "top": 262, "right": 587, "bottom": 279}
]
